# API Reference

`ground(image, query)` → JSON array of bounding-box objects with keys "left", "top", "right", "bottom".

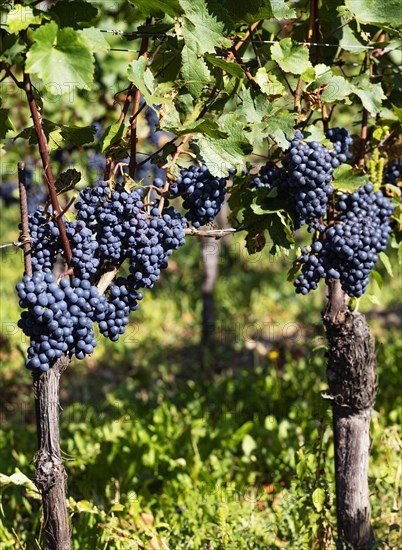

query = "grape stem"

[
  {"left": 22, "top": 72, "right": 73, "bottom": 267},
  {"left": 18, "top": 162, "right": 32, "bottom": 277},
  {"left": 184, "top": 227, "right": 237, "bottom": 238}
]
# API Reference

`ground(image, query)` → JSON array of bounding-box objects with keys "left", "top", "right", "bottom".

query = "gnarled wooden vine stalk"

[
  {"left": 33, "top": 357, "right": 72, "bottom": 550},
  {"left": 323, "top": 281, "right": 376, "bottom": 550}
]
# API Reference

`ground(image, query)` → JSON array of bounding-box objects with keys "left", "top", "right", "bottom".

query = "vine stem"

[
  {"left": 128, "top": 19, "right": 152, "bottom": 179},
  {"left": 294, "top": 0, "right": 315, "bottom": 112},
  {"left": 312, "top": 0, "right": 329, "bottom": 131},
  {"left": 18, "top": 162, "right": 32, "bottom": 276},
  {"left": 23, "top": 73, "right": 73, "bottom": 266}
]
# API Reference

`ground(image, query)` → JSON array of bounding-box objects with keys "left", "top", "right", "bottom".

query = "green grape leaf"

[
  {"left": 6, "top": 5, "right": 45, "bottom": 32},
  {"left": 175, "top": 120, "right": 227, "bottom": 138},
  {"left": 0, "top": 33, "right": 26, "bottom": 64},
  {"left": 334, "top": 22, "right": 370, "bottom": 54},
  {"left": 179, "top": 0, "right": 231, "bottom": 54},
  {"left": 100, "top": 122, "right": 125, "bottom": 152},
  {"left": 181, "top": 45, "right": 211, "bottom": 98},
  {"left": 13, "top": 120, "right": 96, "bottom": 149},
  {"left": 78, "top": 28, "right": 110, "bottom": 52},
  {"left": 365, "top": 294, "right": 381, "bottom": 305},
  {"left": 311, "top": 65, "right": 355, "bottom": 103},
  {"left": 128, "top": 0, "right": 182, "bottom": 17},
  {"left": 0, "top": 108, "right": 15, "bottom": 139},
  {"left": 312, "top": 488, "right": 326, "bottom": 512},
  {"left": 223, "top": 0, "right": 296, "bottom": 23},
  {"left": 352, "top": 78, "right": 386, "bottom": 115},
  {"left": 55, "top": 168, "right": 81, "bottom": 195},
  {"left": 271, "top": 38, "right": 312, "bottom": 75},
  {"left": 332, "top": 164, "right": 370, "bottom": 191},
  {"left": 287, "top": 257, "right": 302, "bottom": 282},
  {"left": 264, "top": 112, "right": 297, "bottom": 150},
  {"left": 371, "top": 269, "right": 383, "bottom": 289},
  {"left": 127, "top": 57, "right": 164, "bottom": 107},
  {"left": 345, "top": 0, "right": 402, "bottom": 26},
  {"left": 60, "top": 125, "right": 96, "bottom": 146},
  {"left": 255, "top": 68, "right": 285, "bottom": 97},
  {"left": 48, "top": 0, "right": 98, "bottom": 28},
  {"left": 379, "top": 252, "right": 393, "bottom": 277},
  {"left": 193, "top": 114, "right": 252, "bottom": 177},
  {"left": 204, "top": 53, "right": 244, "bottom": 79},
  {"left": 25, "top": 22, "right": 94, "bottom": 91}
]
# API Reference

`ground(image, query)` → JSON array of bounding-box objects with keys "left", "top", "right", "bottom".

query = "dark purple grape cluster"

[
  {"left": 294, "top": 183, "right": 395, "bottom": 297},
  {"left": 17, "top": 178, "right": 188, "bottom": 370},
  {"left": 279, "top": 133, "right": 337, "bottom": 231},
  {"left": 88, "top": 153, "right": 107, "bottom": 174},
  {"left": 127, "top": 203, "right": 187, "bottom": 290},
  {"left": 383, "top": 158, "right": 401, "bottom": 185},
  {"left": 66, "top": 220, "right": 100, "bottom": 280},
  {"left": 75, "top": 181, "right": 187, "bottom": 284},
  {"left": 325, "top": 128, "right": 353, "bottom": 164},
  {"left": 76, "top": 180, "right": 148, "bottom": 263},
  {"left": 98, "top": 278, "right": 142, "bottom": 341},
  {"left": 176, "top": 165, "right": 228, "bottom": 228},
  {"left": 24, "top": 207, "right": 62, "bottom": 272},
  {"left": 145, "top": 106, "right": 160, "bottom": 146},
  {"left": 16, "top": 271, "right": 106, "bottom": 371},
  {"left": 250, "top": 162, "right": 277, "bottom": 189}
]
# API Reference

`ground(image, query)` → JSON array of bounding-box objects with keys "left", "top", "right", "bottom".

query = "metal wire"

[{"left": 101, "top": 29, "right": 378, "bottom": 50}]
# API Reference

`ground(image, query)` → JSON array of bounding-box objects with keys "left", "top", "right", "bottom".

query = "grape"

[
  {"left": 66, "top": 220, "right": 100, "bottom": 280},
  {"left": 176, "top": 165, "right": 228, "bottom": 228},
  {"left": 23, "top": 207, "right": 63, "bottom": 272},
  {"left": 294, "top": 183, "right": 395, "bottom": 297},
  {"left": 279, "top": 132, "right": 336, "bottom": 231},
  {"left": 97, "top": 277, "right": 142, "bottom": 341},
  {"left": 17, "top": 271, "right": 106, "bottom": 371},
  {"left": 383, "top": 158, "right": 401, "bottom": 185},
  {"left": 250, "top": 162, "right": 277, "bottom": 189},
  {"left": 88, "top": 153, "right": 106, "bottom": 174},
  {"left": 325, "top": 127, "right": 353, "bottom": 164}
]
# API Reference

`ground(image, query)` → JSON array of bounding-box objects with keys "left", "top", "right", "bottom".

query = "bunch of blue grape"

[
  {"left": 76, "top": 180, "right": 148, "bottom": 264},
  {"left": 65, "top": 220, "right": 100, "bottom": 280},
  {"left": 18, "top": 177, "right": 188, "bottom": 371},
  {"left": 325, "top": 127, "right": 353, "bottom": 164},
  {"left": 127, "top": 203, "right": 187, "bottom": 290},
  {"left": 24, "top": 207, "right": 62, "bottom": 272},
  {"left": 250, "top": 162, "right": 277, "bottom": 189},
  {"left": 98, "top": 278, "right": 142, "bottom": 341},
  {"left": 145, "top": 106, "right": 160, "bottom": 146},
  {"left": 279, "top": 132, "right": 337, "bottom": 231},
  {"left": 294, "top": 183, "right": 395, "bottom": 297},
  {"left": 16, "top": 271, "right": 107, "bottom": 371},
  {"left": 383, "top": 158, "right": 401, "bottom": 185},
  {"left": 175, "top": 165, "right": 228, "bottom": 228},
  {"left": 88, "top": 153, "right": 106, "bottom": 174}
]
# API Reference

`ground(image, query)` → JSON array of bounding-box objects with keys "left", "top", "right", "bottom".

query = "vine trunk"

[
  {"left": 323, "top": 281, "right": 376, "bottom": 549},
  {"left": 33, "top": 357, "right": 72, "bottom": 550}
]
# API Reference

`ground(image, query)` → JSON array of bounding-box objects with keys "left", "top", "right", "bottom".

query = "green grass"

[{"left": 0, "top": 203, "right": 401, "bottom": 549}]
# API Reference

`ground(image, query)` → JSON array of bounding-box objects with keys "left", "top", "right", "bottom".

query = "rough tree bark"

[
  {"left": 33, "top": 358, "right": 72, "bottom": 550},
  {"left": 323, "top": 281, "right": 376, "bottom": 550}
]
